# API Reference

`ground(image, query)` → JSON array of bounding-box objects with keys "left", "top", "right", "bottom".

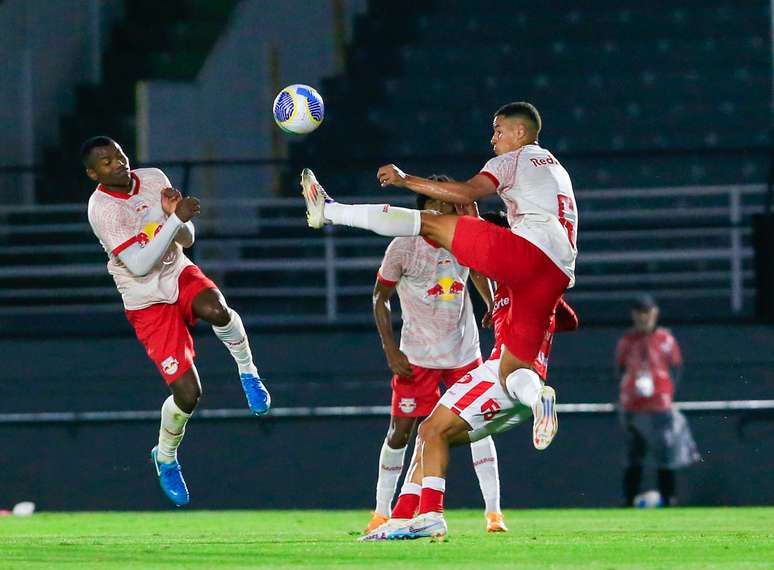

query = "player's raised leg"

[
  {"left": 470, "top": 436, "right": 508, "bottom": 532},
  {"left": 151, "top": 367, "right": 201, "bottom": 507},
  {"left": 300, "top": 168, "right": 461, "bottom": 250},
  {"left": 193, "top": 288, "right": 271, "bottom": 415}
]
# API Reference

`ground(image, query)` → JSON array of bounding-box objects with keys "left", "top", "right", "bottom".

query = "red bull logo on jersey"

[
  {"left": 161, "top": 355, "right": 179, "bottom": 376},
  {"left": 426, "top": 276, "right": 464, "bottom": 301},
  {"left": 137, "top": 222, "right": 163, "bottom": 247},
  {"left": 399, "top": 398, "right": 417, "bottom": 414}
]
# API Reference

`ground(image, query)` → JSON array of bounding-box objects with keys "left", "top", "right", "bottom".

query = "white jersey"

[
  {"left": 87, "top": 168, "right": 193, "bottom": 310},
  {"left": 377, "top": 236, "right": 481, "bottom": 369},
  {"left": 480, "top": 144, "right": 578, "bottom": 286}
]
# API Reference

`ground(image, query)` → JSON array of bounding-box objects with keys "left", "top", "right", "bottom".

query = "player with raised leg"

[
  {"left": 302, "top": 102, "right": 578, "bottom": 539},
  {"left": 365, "top": 182, "right": 507, "bottom": 534},
  {"left": 84, "top": 137, "right": 270, "bottom": 507}
]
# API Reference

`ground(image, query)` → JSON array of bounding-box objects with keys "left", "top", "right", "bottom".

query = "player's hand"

[
  {"left": 174, "top": 197, "right": 201, "bottom": 222},
  {"left": 454, "top": 201, "right": 480, "bottom": 217},
  {"left": 161, "top": 187, "right": 183, "bottom": 215},
  {"left": 377, "top": 164, "right": 408, "bottom": 188},
  {"left": 482, "top": 309, "right": 493, "bottom": 329},
  {"left": 386, "top": 348, "right": 413, "bottom": 377}
]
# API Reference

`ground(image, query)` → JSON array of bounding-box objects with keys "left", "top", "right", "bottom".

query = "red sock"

[
  {"left": 391, "top": 493, "right": 420, "bottom": 519},
  {"left": 418, "top": 476, "right": 446, "bottom": 514}
]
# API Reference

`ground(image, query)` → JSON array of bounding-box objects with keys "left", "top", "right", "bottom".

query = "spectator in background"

[{"left": 615, "top": 295, "right": 700, "bottom": 507}]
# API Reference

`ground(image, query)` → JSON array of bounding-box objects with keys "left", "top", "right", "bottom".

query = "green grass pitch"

[{"left": 0, "top": 508, "right": 772, "bottom": 569}]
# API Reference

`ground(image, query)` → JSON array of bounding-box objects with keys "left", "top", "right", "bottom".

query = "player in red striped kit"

[
  {"left": 362, "top": 211, "right": 578, "bottom": 541},
  {"left": 366, "top": 185, "right": 508, "bottom": 535},
  {"left": 303, "top": 101, "right": 578, "bottom": 539}
]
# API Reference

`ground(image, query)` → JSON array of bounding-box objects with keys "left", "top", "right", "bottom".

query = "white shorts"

[{"left": 438, "top": 359, "right": 533, "bottom": 442}]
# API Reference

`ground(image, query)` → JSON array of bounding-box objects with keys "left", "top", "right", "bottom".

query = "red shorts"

[
  {"left": 391, "top": 358, "right": 483, "bottom": 417},
  {"left": 124, "top": 265, "right": 218, "bottom": 384},
  {"left": 451, "top": 216, "right": 570, "bottom": 363}
]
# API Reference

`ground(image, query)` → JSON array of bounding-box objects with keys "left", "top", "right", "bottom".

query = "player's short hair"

[
  {"left": 417, "top": 174, "right": 454, "bottom": 210},
  {"left": 494, "top": 101, "right": 542, "bottom": 136},
  {"left": 480, "top": 210, "right": 509, "bottom": 228},
  {"left": 80, "top": 136, "right": 116, "bottom": 167}
]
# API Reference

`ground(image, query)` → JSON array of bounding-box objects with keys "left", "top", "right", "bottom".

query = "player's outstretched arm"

[
  {"left": 372, "top": 280, "right": 412, "bottom": 377},
  {"left": 377, "top": 164, "right": 496, "bottom": 205}
]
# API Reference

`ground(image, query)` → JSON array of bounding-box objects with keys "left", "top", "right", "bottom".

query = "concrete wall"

[{"left": 137, "top": 0, "right": 367, "bottom": 204}]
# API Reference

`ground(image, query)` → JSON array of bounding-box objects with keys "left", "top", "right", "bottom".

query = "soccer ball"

[
  {"left": 272, "top": 84, "right": 324, "bottom": 134},
  {"left": 633, "top": 490, "right": 662, "bottom": 508}
]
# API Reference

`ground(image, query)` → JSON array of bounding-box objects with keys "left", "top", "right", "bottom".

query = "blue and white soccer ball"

[
  {"left": 633, "top": 490, "right": 663, "bottom": 508},
  {"left": 272, "top": 84, "right": 324, "bottom": 134}
]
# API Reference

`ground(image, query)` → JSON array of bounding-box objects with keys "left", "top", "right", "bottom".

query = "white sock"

[
  {"left": 399, "top": 481, "right": 421, "bottom": 497},
  {"left": 324, "top": 202, "right": 421, "bottom": 236},
  {"left": 157, "top": 396, "right": 192, "bottom": 464},
  {"left": 470, "top": 436, "right": 501, "bottom": 514},
  {"left": 212, "top": 308, "right": 258, "bottom": 375},
  {"left": 505, "top": 368, "right": 542, "bottom": 407},
  {"left": 422, "top": 476, "right": 446, "bottom": 492},
  {"left": 375, "top": 440, "right": 407, "bottom": 516}
]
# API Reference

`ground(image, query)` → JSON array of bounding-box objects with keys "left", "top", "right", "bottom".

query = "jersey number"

[
  {"left": 557, "top": 195, "right": 577, "bottom": 248},
  {"left": 481, "top": 398, "right": 502, "bottom": 421}
]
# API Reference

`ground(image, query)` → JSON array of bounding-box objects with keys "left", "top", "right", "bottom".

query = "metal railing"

[{"left": 0, "top": 184, "right": 767, "bottom": 323}]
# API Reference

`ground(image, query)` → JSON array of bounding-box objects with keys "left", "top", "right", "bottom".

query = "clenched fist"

[{"left": 377, "top": 164, "right": 408, "bottom": 188}]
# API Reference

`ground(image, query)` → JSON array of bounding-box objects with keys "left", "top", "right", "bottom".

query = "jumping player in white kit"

[
  {"left": 366, "top": 177, "right": 507, "bottom": 534},
  {"left": 83, "top": 136, "right": 271, "bottom": 507},
  {"left": 301, "top": 101, "right": 578, "bottom": 539}
]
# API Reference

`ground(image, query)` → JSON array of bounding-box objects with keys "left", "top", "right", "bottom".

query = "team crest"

[
  {"left": 161, "top": 356, "right": 179, "bottom": 376},
  {"left": 137, "top": 222, "right": 163, "bottom": 247},
  {"left": 399, "top": 398, "right": 417, "bottom": 414}
]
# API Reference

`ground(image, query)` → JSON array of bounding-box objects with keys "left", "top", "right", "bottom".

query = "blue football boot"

[
  {"left": 151, "top": 446, "right": 190, "bottom": 507},
  {"left": 240, "top": 372, "right": 271, "bottom": 415}
]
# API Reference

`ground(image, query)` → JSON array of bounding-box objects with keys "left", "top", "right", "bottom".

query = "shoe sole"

[
  {"left": 300, "top": 168, "right": 325, "bottom": 229},
  {"left": 533, "top": 386, "right": 558, "bottom": 450}
]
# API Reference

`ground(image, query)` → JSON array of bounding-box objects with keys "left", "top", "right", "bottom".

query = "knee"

[
  {"left": 173, "top": 381, "right": 202, "bottom": 413},
  {"left": 206, "top": 301, "right": 231, "bottom": 327},
  {"left": 386, "top": 426, "right": 411, "bottom": 449},
  {"left": 417, "top": 418, "right": 447, "bottom": 444}
]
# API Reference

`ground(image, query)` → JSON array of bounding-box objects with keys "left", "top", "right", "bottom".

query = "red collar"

[
  {"left": 97, "top": 172, "right": 140, "bottom": 200},
  {"left": 422, "top": 237, "right": 441, "bottom": 249}
]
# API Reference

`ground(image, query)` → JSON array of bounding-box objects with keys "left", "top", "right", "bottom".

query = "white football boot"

[
  {"left": 385, "top": 512, "right": 448, "bottom": 541},
  {"left": 360, "top": 518, "right": 412, "bottom": 542},
  {"left": 532, "top": 385, "right": 558, "bottom": 450},
  {"left": 300, "top": 168, "right": 331, "bottom": 229}
]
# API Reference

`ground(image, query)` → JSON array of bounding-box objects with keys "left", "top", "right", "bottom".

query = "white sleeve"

[
  {"left": 174, "top": 221, "right": 195, "bottom": 248},
  {"left": 117, "top": 214, "right": 184, "bottom": 276},
  {"left": 479, "top": 151, "right": 520, "bottom": 192}
]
